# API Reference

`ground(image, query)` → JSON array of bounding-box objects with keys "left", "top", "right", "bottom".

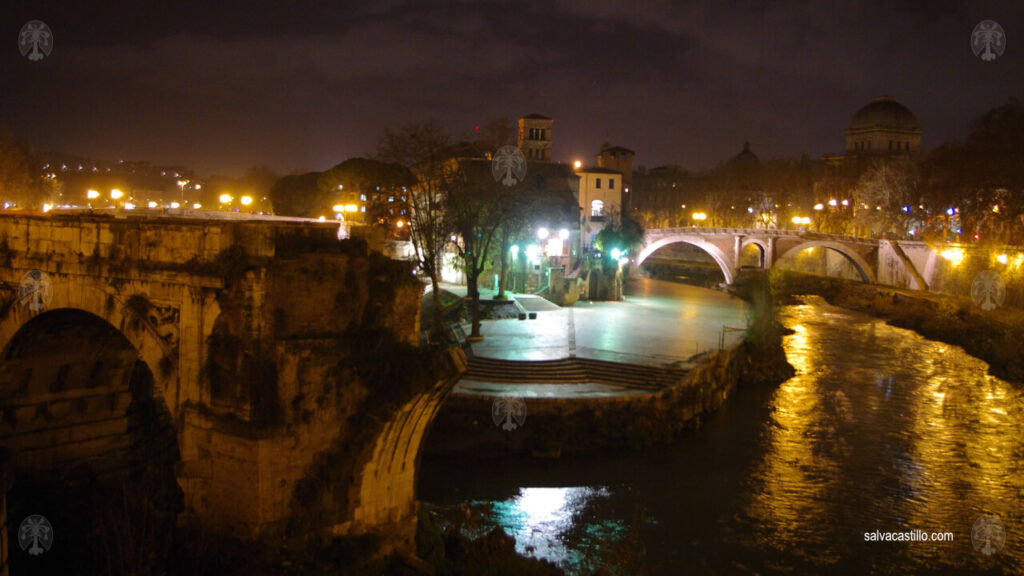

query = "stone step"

[{"left": 464, "top": 357, "right": 687, "bottom": 390}]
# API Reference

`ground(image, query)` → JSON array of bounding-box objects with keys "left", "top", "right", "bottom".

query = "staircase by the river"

[{"left": 463, "top": 356, "right": 687, "bottom": 391}]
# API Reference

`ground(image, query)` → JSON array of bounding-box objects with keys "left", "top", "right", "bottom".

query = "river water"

[{"left": 419, "top": 283, "right": 1024, "bottom": 575}]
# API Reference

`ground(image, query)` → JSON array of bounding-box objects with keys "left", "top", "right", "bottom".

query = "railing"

[{"left": 645, "top": 226, "right": 881, "bottom": 245}]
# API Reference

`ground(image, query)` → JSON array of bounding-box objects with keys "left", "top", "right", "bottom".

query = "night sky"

[{"left": 2, "top": 1, "right": 1022, "bottom": 177}]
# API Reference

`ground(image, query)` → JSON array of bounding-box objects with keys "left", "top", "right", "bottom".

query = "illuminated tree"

[{"left": 376, "top": 122, "right": 456, "bottom": 343}]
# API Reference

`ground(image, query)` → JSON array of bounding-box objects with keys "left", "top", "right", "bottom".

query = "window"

[
  {"left": 609, "top": 178, "right": 615, "bottom": 190},
  {"left": 591, "top": 199, "right": 604, "bottom": 217},
  {"left": 595, "top": 178, "right": 601, "bottom": 189},
  {"left": 360, "top": 193, "right": 367, "bottom": 201}
]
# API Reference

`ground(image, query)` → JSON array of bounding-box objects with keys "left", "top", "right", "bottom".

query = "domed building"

[
  {"left": 824, "top": 95, "right": 922, "bottom": 178},
  {"left": 845, "top": 95, "right": 921, "bottom": 155}
]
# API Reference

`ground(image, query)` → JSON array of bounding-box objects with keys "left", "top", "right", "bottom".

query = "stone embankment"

[
  {"left": 426, "top": 339, "right": 794, "bottom": 457},
  {"left": 771, "top": 270, "right": 1024, "bottom": 383}
]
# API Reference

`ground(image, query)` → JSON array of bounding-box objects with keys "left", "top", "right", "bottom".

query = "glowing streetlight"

[
  {"left": 193, "top": 203, "right": 202, "bottom": 209},
  {"left": 828, "top": 199, "right": 838, "bottom": 207},
  {"left": 573, "top": 160, "right": 582, "bottom": 170},
  {"left": 537, "top": 227, "right": 549, "bottom": 240},
  {"left": 558, "top": 228, "right": 569, "bottom": 240},
  {"left": 240, "top": 195, "right": 253, "bottom": 206},
  {"left": 170, "top": 202, "right": 180, "bottom": 209},
  {"left": 147, "top": 201, "right": 158, "bottom": 209},
  {"left": 219, "top": 193, "right": 233, "bottom": 204},
  {"left": 111, "top": 189, "right": 124, "bottom": 200},
  {"left": 841, "top": 199, "right": 849, "bottom": 206},
  {"left": 813, "top": 203, "right": 824, "bottom": 211},
  {"left": 997, "top": 254, "right": 1008, "bottom": 264},
  {"left": 396, "top": 220, "right": 405, "bottom": 228},
  {"left": 692, "top": 212, "right": 707, "bottom": 221},
  {"left": 87, "top": 189, "right": 100, "bottom": 200},
  {"left": 332, "top": 204, "right": 345, "bottom": 214}
]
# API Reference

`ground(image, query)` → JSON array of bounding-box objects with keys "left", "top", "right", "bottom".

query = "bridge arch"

[
  {"left": 637, "top": 235, "right": 735, "bottom": 284},
  {"left": 776, "top": 240, "right": 876, "bottom": 283},
  {"left": 0, "top": 278, "right": 182, "bottom": 406},
  {"left": 739, "top": 238, "right": 768, "bottom": 268},
  {"left": 0, "top": 305, "right": 183, "bottom": 571}
]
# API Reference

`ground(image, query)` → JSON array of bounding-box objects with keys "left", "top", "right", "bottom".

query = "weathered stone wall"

[{"left": 0, "top": 213, "right": 441, "bottom": 550}]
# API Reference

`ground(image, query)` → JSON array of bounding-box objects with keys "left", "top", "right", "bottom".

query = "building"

[
  {"left": 596, "top": 141, "right": 635, "bottom": 211},
  {"left": 517, "top": 114, "right": 553, "bottom": 161},
  {"left": 824, "top": 95, "right": 922, "bottom": 178},
  {"left": 577, "top": 167, "right": 623, "bottom": 251}
]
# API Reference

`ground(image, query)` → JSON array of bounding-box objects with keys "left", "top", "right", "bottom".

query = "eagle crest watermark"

[
  {"left": 19, "top": 20, "right": 53, "bottom": 62},
  {"left": 491, "top": 396, "right": 527, "bottom": 431},
  {"left": 971, "top": 20, "right": 1005, "bottom": 62},
  {"left": 18, "top": 514, "right": 54, "bottom": 556},
  {"left": 19, "top": 270, "right": 53, "bottom": 312},
  {"left": 491, "top": 145, "right": 527, "bottom": 187},
  {"left": 971, "top": 514, "right": 1005, "bottom": 556},
  {"left": 971, "top": 269, "right": 1005, "bottom": 311}
]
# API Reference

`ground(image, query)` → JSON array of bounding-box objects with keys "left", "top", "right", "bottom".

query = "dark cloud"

[{"left": 1, "top": 0, "right": 1021, "bottom": 176}]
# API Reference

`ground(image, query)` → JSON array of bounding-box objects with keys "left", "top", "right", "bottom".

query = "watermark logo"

[
  {"left": 18, "top": 20, "right": 53, "bottom": 62},
  {"left": 971, "top": 514, "right": 1005, "bottom": 556},
  {"left": 18, "top": 514, "right": 53, "bottom": 556},
  {"left": 971, "top": 269, "right": 1005, "bottom": 311},
  {"left": 491, "top": 396, "right": 527, "bottom": 431},
  {"left": 971, "top": 20, "right": 1005, "bottom": 62},
  {"left": 491, "top": 145, "right": 527, "bottom": 187},
  {"left": 19, "top": 270, "right": 53, "bottom": 312}
]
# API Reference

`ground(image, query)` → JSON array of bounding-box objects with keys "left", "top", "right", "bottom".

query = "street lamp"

[
  {"left": 110, "top": 189, "right": 124, "bottom": 200},
  {"left": 241, "top": 195, "right": 253, "bottom": 206},
  {"left": 537, "top": 227, "right": 549, "bottom": 240},
  {"left": 219, "top": 193, "right": 233, "bottom": 208}
]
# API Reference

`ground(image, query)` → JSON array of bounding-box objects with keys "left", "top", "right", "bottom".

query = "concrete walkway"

[{"left": 449, "top": 277, "right": 750, "bottom": 398}]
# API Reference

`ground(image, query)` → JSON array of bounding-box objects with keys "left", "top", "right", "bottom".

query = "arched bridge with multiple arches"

[{"left": 637, "top": 227, "right": 939, "bottom": 290}]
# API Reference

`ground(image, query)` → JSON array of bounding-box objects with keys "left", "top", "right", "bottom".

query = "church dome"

[
  {"left": 728, "top": 141, "right": 760, "bottom": 168},
  {"left": 848, "top": 95, "right": 920, "bottom": 133}
]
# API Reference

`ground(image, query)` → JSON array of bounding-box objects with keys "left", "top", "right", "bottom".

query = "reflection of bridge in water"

[{"left": 638, "top": 227, "right": 940, "bottom": 290}]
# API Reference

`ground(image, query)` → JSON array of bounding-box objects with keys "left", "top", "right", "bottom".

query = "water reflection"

[
  {"left": 422, "top": 293, "right": 1024, "bottom": 574},
  {"left": 743, "top": 297, "right": 1024, "bottom": 573}
]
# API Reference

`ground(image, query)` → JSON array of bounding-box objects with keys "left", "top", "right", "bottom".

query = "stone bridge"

[
  {"left": 0, "top": 213, "right": 462, "bottom": 558},
  {"left": 637, "top": 227, "right": 940, "bottom": 290}
]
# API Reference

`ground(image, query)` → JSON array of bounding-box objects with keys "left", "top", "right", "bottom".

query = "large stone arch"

[
  {"left": 637, "top": 235, "right": 736, "bottom": 284},
  {"left": 776, "top": 240, "right": 876, "bottom": 283},
  {"left": 0, "top": 278, "right": 183, "bottom": 409},
  {"left": 0, "top": 298, "right": 185, "bottom": 572}
]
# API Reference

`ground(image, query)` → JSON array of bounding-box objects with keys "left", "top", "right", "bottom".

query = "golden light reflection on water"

[{"left": 746, "top": 299, "right": 1024, "bottom": 572}]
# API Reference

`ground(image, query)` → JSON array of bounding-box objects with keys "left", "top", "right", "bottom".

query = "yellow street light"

[
  {"left": 573, "top": 160, "right": 582, "bottom": 170},
  {"left": 332, "top": 204, "right": 345, "bottom": 213},
  {"left": 219, "top": 193, "right": 233, "bottom": 204},
  {"left": 692, "top": 212, "right": 707, "bottom": 221},
  {"left": 396, "top": 220, "right": 405, "bottom": 228},
  {"left": 111, "top": 189, "right": 124, "bottom": 200},
  {"left": 87, "top": 189, "right": 100, "bottom": 199},
  {"left": 240, "top": 195, "right": 253, "bottom": 206}
]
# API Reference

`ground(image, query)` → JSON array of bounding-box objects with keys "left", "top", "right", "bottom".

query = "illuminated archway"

[
  {"left": 636, "top": 235, "right": 735, "bottom": 284},
  {"left": 776, "top": 240, "right": 876, "bottom": 283}
]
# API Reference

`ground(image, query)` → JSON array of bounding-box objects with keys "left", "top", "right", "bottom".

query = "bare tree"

[{"left": 376, "top": 122, "right": 455, "bottom": 343}]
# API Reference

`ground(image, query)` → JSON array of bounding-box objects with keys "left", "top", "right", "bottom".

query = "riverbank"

[
  {"left": 768, "top": 269, "right": 1024, "bottom": 383},
  {"left": 425, "top": 337, "right": 794, "bottom": 457}
]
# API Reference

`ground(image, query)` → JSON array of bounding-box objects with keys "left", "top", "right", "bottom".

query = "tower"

[{"left": 517, "top": 114, "right": 553, "bottom": 161}]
